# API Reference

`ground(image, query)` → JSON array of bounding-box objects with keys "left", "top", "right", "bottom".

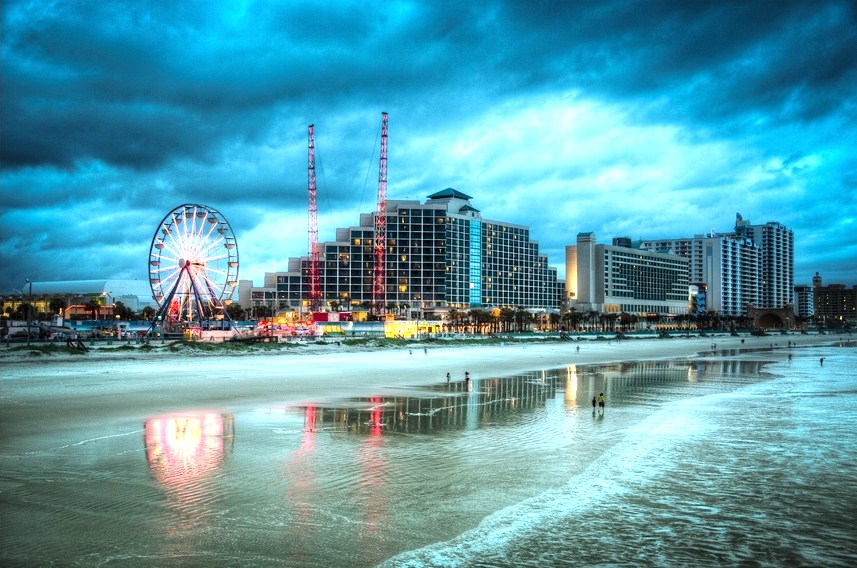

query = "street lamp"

[{"left": 25, "top": 279, "right": 32, "bottom": 346}]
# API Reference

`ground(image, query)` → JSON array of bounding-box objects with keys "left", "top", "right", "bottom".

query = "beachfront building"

[
  {"left": 812, "top": 272, "right": 857, "bottom": 327},
  {"left": 565, "top": 233, "right": 690, "bottom": 321},
  {"left": 638, "top": 232, "right": 760, "bottom": 317},
  {"left": 0, "top": 279, "right": 155, "bottom": 320},
  {"left": 793, "top": 283, "right": 814, "bottom": 320},
  {"left": 734, "top": 215, "right": 794, "bottom": 310},
  {"left": 638, "top": 214, "right": 793, "bottom": 317},
  {"left": 242, "top": 189, "right": 564, "bottom": 318}
]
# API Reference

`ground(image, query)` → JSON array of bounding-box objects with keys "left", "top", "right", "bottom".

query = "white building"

[
  {"left": 566, "top": 233, "right": 690, "bottom": 317},
  {"left": 639, "top": 214, "right": 793, "bottom": 316},
  {"left": 734, "top": 216, "right": 794, "bottom": 310},
  {"left": 793, "top": 283, "right": 814, "bottom": 319},
  {"left": 241, "top": 189, "right": 564, "bottom": 316},
  {"left": 639, "top": 233, "right": 760, "bottom": 317}
]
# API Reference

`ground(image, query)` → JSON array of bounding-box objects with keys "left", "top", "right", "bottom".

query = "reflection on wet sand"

[
  {"left": 144, "top": 412, "right": 235, "bottom": 486},
  {"left": 291, "top": 358, "right": 770, "bottom": 437},
  {"left": 290, "top": 372, "right": 562, "bottom": 436}
]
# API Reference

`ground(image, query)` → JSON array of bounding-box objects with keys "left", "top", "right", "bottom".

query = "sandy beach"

[
  {"left": 1, "top": 333, "right": 839, "bottom": 393},
  {"left": 2, "top": 332, "right": 855, "bottom": 567},
  {"left": 0, "top": 333, "right": 840, "bottom": 428}
]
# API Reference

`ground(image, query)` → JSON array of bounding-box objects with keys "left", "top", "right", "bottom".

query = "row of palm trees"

[{"left": 227, "top": 301, "right": 811, "bottom": 333}]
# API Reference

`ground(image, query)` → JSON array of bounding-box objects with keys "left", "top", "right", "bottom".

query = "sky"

[{"left": 2, "top": 0, "right": 856, "bottom": 299}]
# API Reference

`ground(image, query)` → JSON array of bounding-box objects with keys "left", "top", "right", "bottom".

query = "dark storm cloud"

[
  {"left": 1, "top": 0, "right": 496, "bottom": 170},
  {"left": 1, "top": 0, "right": 856, "bottom": 292},
  {"left": 501, "top": 0, "right": 857, "bottom": 126}
]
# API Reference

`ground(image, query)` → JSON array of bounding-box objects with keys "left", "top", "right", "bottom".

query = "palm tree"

[
  {"left": 605, "top": 312, "right": 619, "bottom": 332},
  {"left": 226, "top": 303, "right": 246, "bottom": 321},
  {"left": 619, "top": 311, "right": 637, "bottom": 332},
  {"left": 587, "top": 311, "right": 599, "bottom": 332},
  {"left": 49, "top": 297, "right": 66, "bottom": 318},
  {"left": 514, "top": 307, "right": 533, "bottom": 332},
  {"left": 562, "top": 307, "right": 581, "bottom": 332},
  {"left": 447, "top": 308, "right": 464, "bottom": 333},
  {"left": 85, "top": 297, "right": 101, "bottom": 320},
  {"left": 470, "top": 308, "right": 492, "bottom": 334},
  {"left": 500, "top": 307, "right": 515, "bottom": 332}
]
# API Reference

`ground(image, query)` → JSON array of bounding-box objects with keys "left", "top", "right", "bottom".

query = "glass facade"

[{"left": 469, "top": 221, "right": 482, "bottom": 306}]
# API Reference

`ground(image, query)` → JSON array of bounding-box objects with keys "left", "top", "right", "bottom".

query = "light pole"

[
  {"left": 101, "top": 292, "right": 113, "bottom": 321},
  {"left": 25, "top": 279, "right": 32, "bottom": 346}
]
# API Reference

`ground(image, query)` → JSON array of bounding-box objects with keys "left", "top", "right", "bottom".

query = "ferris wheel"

[{"left": 148, "top": 204, "right": 238, "bottom": 328}]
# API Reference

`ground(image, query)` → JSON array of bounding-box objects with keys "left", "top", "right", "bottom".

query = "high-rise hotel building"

[
  {"left": 639, "top": 233, "right": 760, "bottom": 317},
  {"left": 733, "top": 215, "right": 794, "bottom": 310},
  {"left": 812, "top": 272, "right": 857, "bottom": 326},
  {"left": 244, "top": 189, "right": 564, "bottom": 315},
  {"left": 566, "top": 233, "right": 690, "bottom": 316},
  {"left": 639, "top": 214, "right": 793, "bottom": 316}
]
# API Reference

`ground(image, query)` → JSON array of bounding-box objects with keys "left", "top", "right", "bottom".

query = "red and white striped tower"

[
  {"left": 372, "top": 112, "right": 388, "bottom": 317},
  {"left": 307, "top": 124, "right": 321, "bottom": 313}
]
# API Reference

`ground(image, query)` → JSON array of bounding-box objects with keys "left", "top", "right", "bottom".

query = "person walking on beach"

[
  {"left": 597, "top": 393, "right": 605, "bottom": 411},
  {"left": 592, "top": 396, "right": 597, "bottom": 412}
]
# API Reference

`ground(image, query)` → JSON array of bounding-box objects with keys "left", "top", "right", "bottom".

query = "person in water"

[
  {"left": 597, "top": 393, "right": 605, "bottom": 410},
  {"left": 592, "top": 396, "right": 597, "bottom": 410}
]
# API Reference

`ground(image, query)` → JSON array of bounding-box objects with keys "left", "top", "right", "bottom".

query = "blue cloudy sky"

[{"left": 2, "top": 0, "right": 856, "bottom": 297}]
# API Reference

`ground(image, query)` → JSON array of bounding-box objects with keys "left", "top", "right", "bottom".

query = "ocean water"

[{"left": 1, "top": 342, "right": 855, "bottom": 567}]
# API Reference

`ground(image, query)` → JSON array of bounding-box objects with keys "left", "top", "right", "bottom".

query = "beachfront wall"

[{"left": 566, "top": 232, "right": 690, "bottom": 319}]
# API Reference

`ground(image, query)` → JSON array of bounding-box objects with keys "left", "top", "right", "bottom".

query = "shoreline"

[{"left": 0, "top": 334, "right": 846, "bottom": 414}]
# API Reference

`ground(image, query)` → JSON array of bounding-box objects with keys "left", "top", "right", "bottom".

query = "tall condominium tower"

[
  {"left": 639, "top": 214, "right": 793, "bottom": 316},
  {"left": 639, "top": 233, "right": 760, "bottom": 317},
  {"left": 246, "top": 189, "right": 563, "bottom": 315},
  {"left": 734, "top": 215, "right": 794, "bottom": 309}
]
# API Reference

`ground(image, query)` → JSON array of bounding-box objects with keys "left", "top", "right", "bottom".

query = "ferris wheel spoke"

[
  {"left": 195, "top": 230, "right": 226, "bottom": 257},
  {"left": 192, "top": 268, "right": 223, "bottom": 295}
]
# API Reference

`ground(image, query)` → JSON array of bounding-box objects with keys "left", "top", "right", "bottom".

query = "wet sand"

[
  {"left": 1, "top": 333, "right": 852, "bottom": 567},
  {"left": 0, "top": 333, "right": 837, "bottom": 423}
]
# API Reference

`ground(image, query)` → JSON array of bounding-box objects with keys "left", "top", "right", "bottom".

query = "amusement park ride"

[{"left": 148, "top": 203, "right": 239, "bottom": 338}]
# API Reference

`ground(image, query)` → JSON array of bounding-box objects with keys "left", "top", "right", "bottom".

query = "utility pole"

[{"left": 25, "top": 278, "right": 32, "bottom": 346}]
